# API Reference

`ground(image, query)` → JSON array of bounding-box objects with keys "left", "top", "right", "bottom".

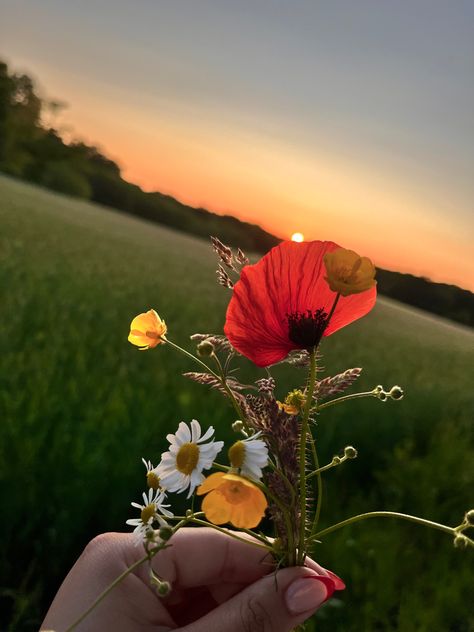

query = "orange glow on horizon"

[{"left": 54, "top": 95, "right": 473, "bottom": 293}]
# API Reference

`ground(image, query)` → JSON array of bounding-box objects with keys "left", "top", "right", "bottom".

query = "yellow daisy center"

[
  {"left": 228, "top": 441, "right": 246, "bottom": 468},
  {"left": 146, "top": 471, "right": 161, "bottom": 490},
  {"left": 221, "top": 480, "right": 251, "bottom": 505},
  {"left": 176, "top": 442, "right": 200, "bottom": 475},
  {"left": 141, "top": 503, "right": 156, "bottom": 524}
]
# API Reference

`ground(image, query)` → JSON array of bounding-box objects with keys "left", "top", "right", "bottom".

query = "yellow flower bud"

[{"left": 323, "top": 248, "right": 376, "bottom": 297}]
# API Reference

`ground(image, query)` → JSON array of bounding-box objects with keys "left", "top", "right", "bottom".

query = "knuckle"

[
  {"left": 81, "top": 532, "right": 125, "bottom": 564},
  {"left": 240, "top": 595, "right": 271, "bottom": 632}
]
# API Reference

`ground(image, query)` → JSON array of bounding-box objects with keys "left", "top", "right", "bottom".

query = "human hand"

[{"left": 42, "top": 528, "right": 344, "bottom": 631}]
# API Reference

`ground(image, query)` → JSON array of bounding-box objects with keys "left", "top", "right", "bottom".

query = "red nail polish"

[
  {"left": 311, "top": 575, "right": 336, "bottom": 602},
  {"left": 325, "top": 570, "right": 346, "bottom": 591}
]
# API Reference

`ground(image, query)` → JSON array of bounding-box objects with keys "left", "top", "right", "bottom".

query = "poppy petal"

[{"left": 224, "top": 240, "right": 376, "bottom": 366}]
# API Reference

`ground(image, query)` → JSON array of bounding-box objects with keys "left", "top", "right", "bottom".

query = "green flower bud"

[
  {"left": 197, "top": 340, "right": 214, "bottom": 357},
  {"left": 454, "top": 534, "right": 470, "bottom": 549},
  {"left": 465, "top": 509, "right": 474, "bottom": 526},
  {"left": 344, "top": 446, "right": 358, "bottom": 459},
  {"left": 186, "top": 509, "right": 194, "bottom": 518},
  {"left": 144, "top": 527, "right": 157, "bottom": 542},
  {"left": 389, "top": 385, "right": 404, "bottom": 400},
  {"left": 232, "top": 420, "right": 244, "bottom": 432},
  {"left": 332, "top": 456, "right": 342, "bottom": 465},
  {"left": 159, "top": 526, "right": 173, "bottom": 541},
  {"left": 157, "top": 580, "right": 172, "bottom": 596}
]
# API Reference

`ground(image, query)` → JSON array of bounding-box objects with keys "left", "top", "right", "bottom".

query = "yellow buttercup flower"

[
  {"left": 277, "top": 389, "right": 306, "bottom": 415},
  {"left": 128, "top": 309, "right": 167, "bottom": 350},
  {"left": 323, "top": 248, "right": 376, "bottom": 297},
  {"left": 277, "top": 401, "right": 299, "bottom": 415},
  {"left": 197, "top": 472, "right": 268, "bottom": 529}
]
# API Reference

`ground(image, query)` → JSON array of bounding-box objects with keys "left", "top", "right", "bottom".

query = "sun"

[{"left": 291, "top": 232, "right": 304, "bottom": 242}]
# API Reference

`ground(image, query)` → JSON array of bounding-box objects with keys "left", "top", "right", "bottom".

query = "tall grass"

[{"left": 0, "top": 175, "right": 472, "bottom": 631}]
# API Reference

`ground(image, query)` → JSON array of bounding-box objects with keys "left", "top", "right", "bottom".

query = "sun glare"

[{"left": 291, "top": 232, "right": 304, "bottom": 242}]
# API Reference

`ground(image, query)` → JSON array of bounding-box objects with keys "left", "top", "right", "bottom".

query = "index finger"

[{"left": 149, "top": 527, "right": 275, "bottom": 588}]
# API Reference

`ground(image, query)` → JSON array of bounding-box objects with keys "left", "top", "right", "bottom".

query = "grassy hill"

[{"left": 0, "top": 175, "right": 473, "bottom": 631}]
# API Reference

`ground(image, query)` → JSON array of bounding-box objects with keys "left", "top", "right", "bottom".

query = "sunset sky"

[{"left": 1, "top": 1, "right": 473, "bottom": 289}]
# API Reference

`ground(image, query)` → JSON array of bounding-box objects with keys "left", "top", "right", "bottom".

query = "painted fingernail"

[
  {"left": 326, "top": 570, "right": 346, "bottom": 590},
  {"left": 285, "top": 575, "right": 335, "bottom": 614}
]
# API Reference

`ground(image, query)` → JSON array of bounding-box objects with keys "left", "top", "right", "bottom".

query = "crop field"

[{"left": 0, "top": 174, "right": 473, "bottom": 631}]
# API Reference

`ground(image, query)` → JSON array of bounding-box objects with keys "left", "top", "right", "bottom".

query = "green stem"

[
  {"left": 189, "top": 517, "right": 273, "bottom": 551},
  {"left": 211, "top": 352, "right": 245, "bottom": 420},
  {"left": 239, "top": 527, "right": 274, "bottom": 546},
  {"left": 212, "top": 461, "right": 230, "bottom": 472},
  {"left": 313, "top": 511, "right": 456, "bottom": 540},
  {"left": 253, "top": 475, "right": 296, "bottom": 566},
  {"left": 64, "top": 555, "right": 149, "bottom": 631},
  {"left": 307, "top": 430, "right": 323, "bottom": 536},
  {"left": 268, "top": 459, "right": 296, "bottom": 505},
  {"left": 164, "top": 337, "right": 219, "bottom": 378},
  {"left": 307, "top": 456, "right": 347, "bottom": 480},
  {"left": 64, "top": 515, "right": 195, "bottom": 631},
  {"left": 167, "top": 512, "right": 205, "bottom": 521},
  {"left": 326, "top": 293, "right": 340, "bottom": 322},
  {"left": 298, "top": 347, "right": 317, "bottom": 564},
  {"left": 265, "top": 457, "right": 299, "bottom": 565},
  {"left": 302, "top": 293, "right": 339, "bottom": 547},
  {"left": 316, "top": 390, "right": 377, "bottom": 411},
  {"left": 164, "top": 338, "right": 244, "bottom": 420}
]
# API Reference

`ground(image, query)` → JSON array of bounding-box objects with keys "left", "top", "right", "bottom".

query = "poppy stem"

[
  {"left": 307, "top": 430, "right": 323, "bottom": 535},
  {"left": 298, "top": 347, "right": 318, "bottom": 565},
  {"left": 326, "top": 292, "right": 341, "bottom": 324}
]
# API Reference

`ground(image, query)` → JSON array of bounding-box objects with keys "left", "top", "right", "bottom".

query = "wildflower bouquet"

[{"left": 69, "top": 238, "right": 473, "bottom": 630}]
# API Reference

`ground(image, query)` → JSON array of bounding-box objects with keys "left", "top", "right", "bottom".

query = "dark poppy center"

[{"left": 287, "top": 309, "right": 329, "bottom": 349}]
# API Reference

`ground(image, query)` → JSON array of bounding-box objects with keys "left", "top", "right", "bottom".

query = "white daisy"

[
  {"left": 156, "top": 419, "right": 224, "bottom": 498},
  {"left": 126, "top": 488, "right": 173, "bottom": 545},
  {"left": 142, "top": 458, "right": 162, "bottom": 490},
  {"left": 228, "top": 432, "right": 269, "bottom": 480}
]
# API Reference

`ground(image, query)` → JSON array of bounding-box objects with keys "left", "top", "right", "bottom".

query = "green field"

[{"left": 1, "top": 174, "right": 473, "bottom": 631}]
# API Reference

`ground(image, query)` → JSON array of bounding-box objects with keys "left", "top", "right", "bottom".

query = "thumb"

[{"left": 179, "top": 567, "right": 335, "bottom": 632}]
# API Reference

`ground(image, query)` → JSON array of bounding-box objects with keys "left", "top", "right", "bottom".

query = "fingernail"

[
  {"left": 285, "top": 575, "right": 335, "bottom": 614},
  {"left": 326, "top": 570, "right": 346, "bottom": 591}
]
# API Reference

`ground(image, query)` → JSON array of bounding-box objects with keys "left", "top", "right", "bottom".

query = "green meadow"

[{"left": 0, "top": 174, "right": 473, "bottom": 631}]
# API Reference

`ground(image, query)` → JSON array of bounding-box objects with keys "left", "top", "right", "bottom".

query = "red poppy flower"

[{"left": 224, "top": 240, "right": 376, "bottom": 367}]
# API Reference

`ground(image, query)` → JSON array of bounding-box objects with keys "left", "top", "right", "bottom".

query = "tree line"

[
  {"left": 0, "top": 59, "right": 472, "bottom": 327},
  {"left": 0, "top": 60, "right": 279, "bottom": 253}
]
